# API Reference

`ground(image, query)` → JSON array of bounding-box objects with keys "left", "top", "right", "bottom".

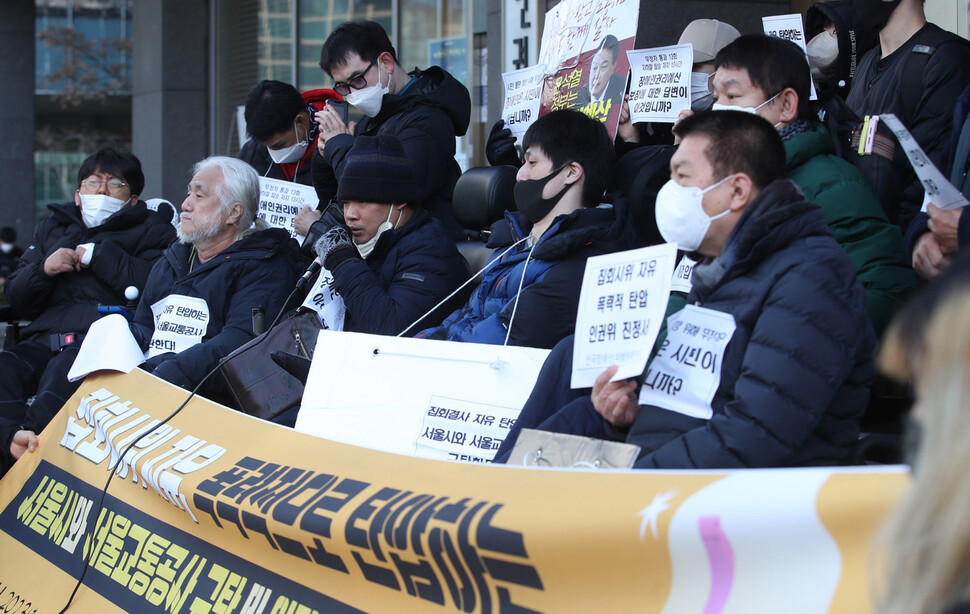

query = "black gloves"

[
  {"left": 485, "top": 120, "right": 522, "bottom": 167},
  {"left": 315, "top": 225, "right": 360, "bottom": 272}
]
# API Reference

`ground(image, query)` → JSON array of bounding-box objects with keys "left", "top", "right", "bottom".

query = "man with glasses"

[
  {"left": 0, "top": 148, "right": 176, "bottom": 474},
  {"left": 304, "top": 20, "right": 470, "bottom": 247}
]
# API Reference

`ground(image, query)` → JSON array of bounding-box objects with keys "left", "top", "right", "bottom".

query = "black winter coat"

[
  {"left": 332, "top": 210, "right": 467, "bottom": 336},
  {"left": 131, "top": 228, "right": 302, "bottom": 391},
  {"left": 627, "top": 180, "right": 877, "bottom": 468},
  {"left": 312, "top": 67, "right": 471, "bottom": 240},
  {"left": 5, "top": 202, "right": 176, "bottom": 339}
]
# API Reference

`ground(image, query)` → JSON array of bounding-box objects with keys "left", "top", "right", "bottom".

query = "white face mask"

[
  {"left": 690, "top": 72, "right": 715, "bottom": 112},
  {"left": 807, "top": 30, "right": 840, "bottom": 72},
  {"left": 345, "top": 63, "right": 389, "bottom": 118},
  {"left": 79, "top": 193, "right": 130, "bottom": 228},
  {"left": 0, "top": 244, "right": 13, "bottom": 254},
  {"left": 711, "top": 90, "right": 781, "bottom": 117},
  {"left": 654, "top": 175, "right": 734, "bottom": 252},
  {"left": 267, "top": 121, "right": 309, "bottom": 164},
  {"left": 355, "top": 205, "right": 402, "bottom": 258}
]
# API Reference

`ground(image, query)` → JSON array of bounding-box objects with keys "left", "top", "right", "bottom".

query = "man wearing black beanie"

[{"left": 314, "top": 135, "right": 467, "bottom": 336}]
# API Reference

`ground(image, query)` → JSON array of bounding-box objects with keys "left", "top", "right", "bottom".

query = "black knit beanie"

[{"left": 336, "top": 135, "right": 419, "bottom": 203}]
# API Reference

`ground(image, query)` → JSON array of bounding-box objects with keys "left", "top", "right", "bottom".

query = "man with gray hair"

[{"left": 130, "top": 156, "right": 302, "bottom": 398}]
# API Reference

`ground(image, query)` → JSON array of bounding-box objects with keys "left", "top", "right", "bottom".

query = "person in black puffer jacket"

[
  {"left": 497, "top": 111, "right": 877, "bottom": 469},
  {"left": 1, "top": 148, "right": 176, "bottom": 472},
  {"left": 307, "top": 20, "right": 470, "bottom": 245},
  {"left": 313, "top": 135, "right": 467, "bottom": 336},
  {"left": 130, "top": 157, "right": 301, "bottom": 402}
]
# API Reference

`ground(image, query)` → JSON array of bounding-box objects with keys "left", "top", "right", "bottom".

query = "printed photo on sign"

[
  {"left": 147, "top": 294, "right": 210, "bottom": 357},
  {"left": 571, "top": 243, "right": 677, "bottom": 389},
  {"left": 537, "top": 0, "right": 640, "bottom": 139},
  {"left": 501, "top": 64, "right": 546, "bottom": 138},
  {"left": 762, "top": 14, "right": 817, "bottom": 100},
  {"left": 415, "top": 396, "right": 520, "bottom": 463},
  {"left": 300, "top": 267, "right": 346, "bottom": 331},
  {"left": 638, "top": 304, "right": 736, "bottom": 420},
  {"left": 257, "top": 176, "right": 318, "bottom": 242},
  {"left": 626, "top": 44, "right": 693, "bottom": 124}
]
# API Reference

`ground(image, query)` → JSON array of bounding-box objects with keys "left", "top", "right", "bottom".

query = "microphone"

[{"left": 296, "top": 258, "right": 322, "bottom": 289}]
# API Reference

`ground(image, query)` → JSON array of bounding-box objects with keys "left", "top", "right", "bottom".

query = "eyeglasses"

[
  {"left": 81, "top": 177, "right": 128, "bottom": 195},
  {"left": 332, "top": 59, "right": 377, "bottom": 96}
]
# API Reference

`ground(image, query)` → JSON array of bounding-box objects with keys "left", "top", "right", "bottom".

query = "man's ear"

[
  {"left": 129, "top": 194, "right": 140, "bottom": 207},
  {"left": 74, "top": 190, "right": 82, "bottom": 209},
  {"left": 778, "top": 87, "right": 799, "bottom": 124},
  {"left": 228, "top": 201, "right": 245, "bottom": 227},
  {"left": 564, "top": 161, "right": 585, "bottom": 186},
  {"left": 727, "top": 173, "right": 755, "bottom": 212},
  {"left": 377, "top": 51, "right": 394, "bottom": 76}
]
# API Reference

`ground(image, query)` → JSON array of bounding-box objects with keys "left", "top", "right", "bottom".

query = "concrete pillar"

[
  {"left": 132, "top": 0, "right": 208, "bottom": 203},
  {"left": 0, "top": 0, "right": 36, "bottom": 241}
]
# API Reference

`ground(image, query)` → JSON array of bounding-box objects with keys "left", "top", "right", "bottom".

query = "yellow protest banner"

[{"left": 0, "top": 370, "right": 907, "bottom": 613}]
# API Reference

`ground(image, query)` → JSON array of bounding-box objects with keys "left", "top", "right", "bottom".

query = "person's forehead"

[
  {"left": 190, "top": 166, "right": 223, "bottom": 190},
  {"left": 713, "top": 66, "right": 754, "bottom": 91},
  {"left": 593, "top": 47, "right": 613, "bottom": 64},
  {"left": 671, "top": 135, "right": 711, "bottom": 170},
  {"left": 523, "top": 145, "right": 550, "bottom": 161},
  {"left": 84, "top": 169, "right": 123, "bottom": 180},
  {"left": 331, "top": 52, "right": 370, "bottom": 81}
]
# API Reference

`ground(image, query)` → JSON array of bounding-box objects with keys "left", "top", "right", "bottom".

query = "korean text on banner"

[
  {"left": 257, "top": 176, "right": 318, "bottom": 242},
  {"left": 638, "top": 304, "right": 736, "bottom": 420},
  {"left": 501, "top": 64, "right": 546, "bottom": 138},
  {"left": 296, "top": 331, "right": 550, "bottom": 463},
  {"left": 299, "top": 267, "right": 346, "bottom": 330},
  {"left": 879, "top": 113, "right": 970, "bottom": 211},
  {"left": 147, "top": 294, "right": 210, "bottom": 358},
  {"left": 762, "top": 13, "right": 817, "bottom": 100},
  {"left": 571, "top": 243, "right": 677, "bottom": 389},
  {"left": 627, "top": 44, "right": 693, "bottom": 124},
  {"left": 0, "top": 369, "right": 908, "bottom": 613}
]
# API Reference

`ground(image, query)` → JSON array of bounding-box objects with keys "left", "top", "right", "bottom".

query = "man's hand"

[
  {"left": 927, "top": 204, "right": 962, "bottom": 253},
  {"left": 912, "top": 231, "right": 952, "bottom": 280},
  {"left": 485, "top": 120, "right": 520, "bottom": 167},
  {"left": 44, "top": 247, "right": 78, "bottom": 276},
  {"left": 592, "top": 365, "right": 641, "bottom": 428},
  {"left": 617, "top": 96, "right": 639, "bottom": 144},
  {"left": 74, "top": 245, "right": 89, "bottom": 268},
  {"left": 294, "top": 206, "right": 322, "bottom": 237},
  {"left": 314, "top": 106, "right": 356, "bottom": 152},
  {"left": 10, "top": 430, "right": 38, "bottom": 460},
  {"left": 316, "top": 225, "right": 358, "bottom": 270},
  {"left": 672, "top": 108, "right": 694, "bottom": 146}
]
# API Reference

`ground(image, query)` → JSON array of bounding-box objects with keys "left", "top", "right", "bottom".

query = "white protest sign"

[
  {"left": 626, "top": 44, "right": 693, "bottom": 124},
  {"left": 257, "top": 176, "right": 318, "bottom": 241},
  {"left": 296, "top": 331, "right": 550, "bottom": 463},
  {"left": 571, "top": 243, "right": 677, "bottom": 389},
  {"left": 147, "top": 294, "right": 210, "bottom": 358},
  {"left": 670, "top": 254, "right": 697, "bottom": 295},
  {"left": 299, "top": 268, "right": 346, "bottom": 331},
  {"left": 638, "top": 304, "right": 736, "bottom": 420},
  {"left": 501, "top": 64, "right": 545, "bottom": 138},
  {"left": 67, "top": 314, "right": 147, "bottom": 382},
  {"left": 762, "top": 14, "right": 817, "bottom": 101},
  {"left": 416, "top": 396, "right": 521, "bottom": 463},
  {"left": 879, "top": 113, "right": 970, "bottom": 211}
]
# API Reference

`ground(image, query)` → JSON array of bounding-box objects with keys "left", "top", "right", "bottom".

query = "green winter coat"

[{"left": 784, "top": 122, "right": 914, "bottom": 337}]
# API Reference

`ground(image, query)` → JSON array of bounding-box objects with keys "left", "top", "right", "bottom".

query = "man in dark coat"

[
  {"left": 313, "top": 135, "right": 467, "bottom": 336},
  {"left": 131, "top": 156, "right": 301, "bottom": 400},
  {"left": 497, "top": 111, "right": 877, "bottom": 469},
  {"left": 417, "top": 110, "right": 638, "bottom": 349},
  {"left": 307, "top": 20, "right": 470, "bottom": 243},
  {"left": 0, "top": 148, "right": 176, "bottom": 471}
]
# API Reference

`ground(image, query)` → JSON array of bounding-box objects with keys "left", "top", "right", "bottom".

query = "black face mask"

[
  {"left": 513, "top": 165, "right": 572, "bottom": 224},
  {"left": 851, "top": 0, "right": 903, "bottom": 35}
]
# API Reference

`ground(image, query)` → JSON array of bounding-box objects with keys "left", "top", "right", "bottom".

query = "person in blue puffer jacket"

[{"left": 417, "top": 110, "right": 638, "bottom": 349}]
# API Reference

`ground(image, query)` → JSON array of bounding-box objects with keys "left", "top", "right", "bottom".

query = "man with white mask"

[
  {"left": 306, "top": 20, "right": 470, "bottom": 243},
  {"left": 710, "top": 33, "right": 913, "bottom": 337},
  {"left": 0, "top": 148, "right": 176, "bottom": 474},
  {"left": 236, "top": 80, "right": 342, "bottom": 188},
  {"left": 495, "top": 111, "right": 877, "bottom": 469},
  {"left": 312, "top": 135, "right": 466, "bottom": 336}
]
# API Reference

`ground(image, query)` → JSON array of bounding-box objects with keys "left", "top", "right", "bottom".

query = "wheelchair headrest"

[
  {"left": 609, "top": 145, "right": 675, "bottom": 246},
  {"left": 452, "top": 166, "right": 518, "bottom": 232}
]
